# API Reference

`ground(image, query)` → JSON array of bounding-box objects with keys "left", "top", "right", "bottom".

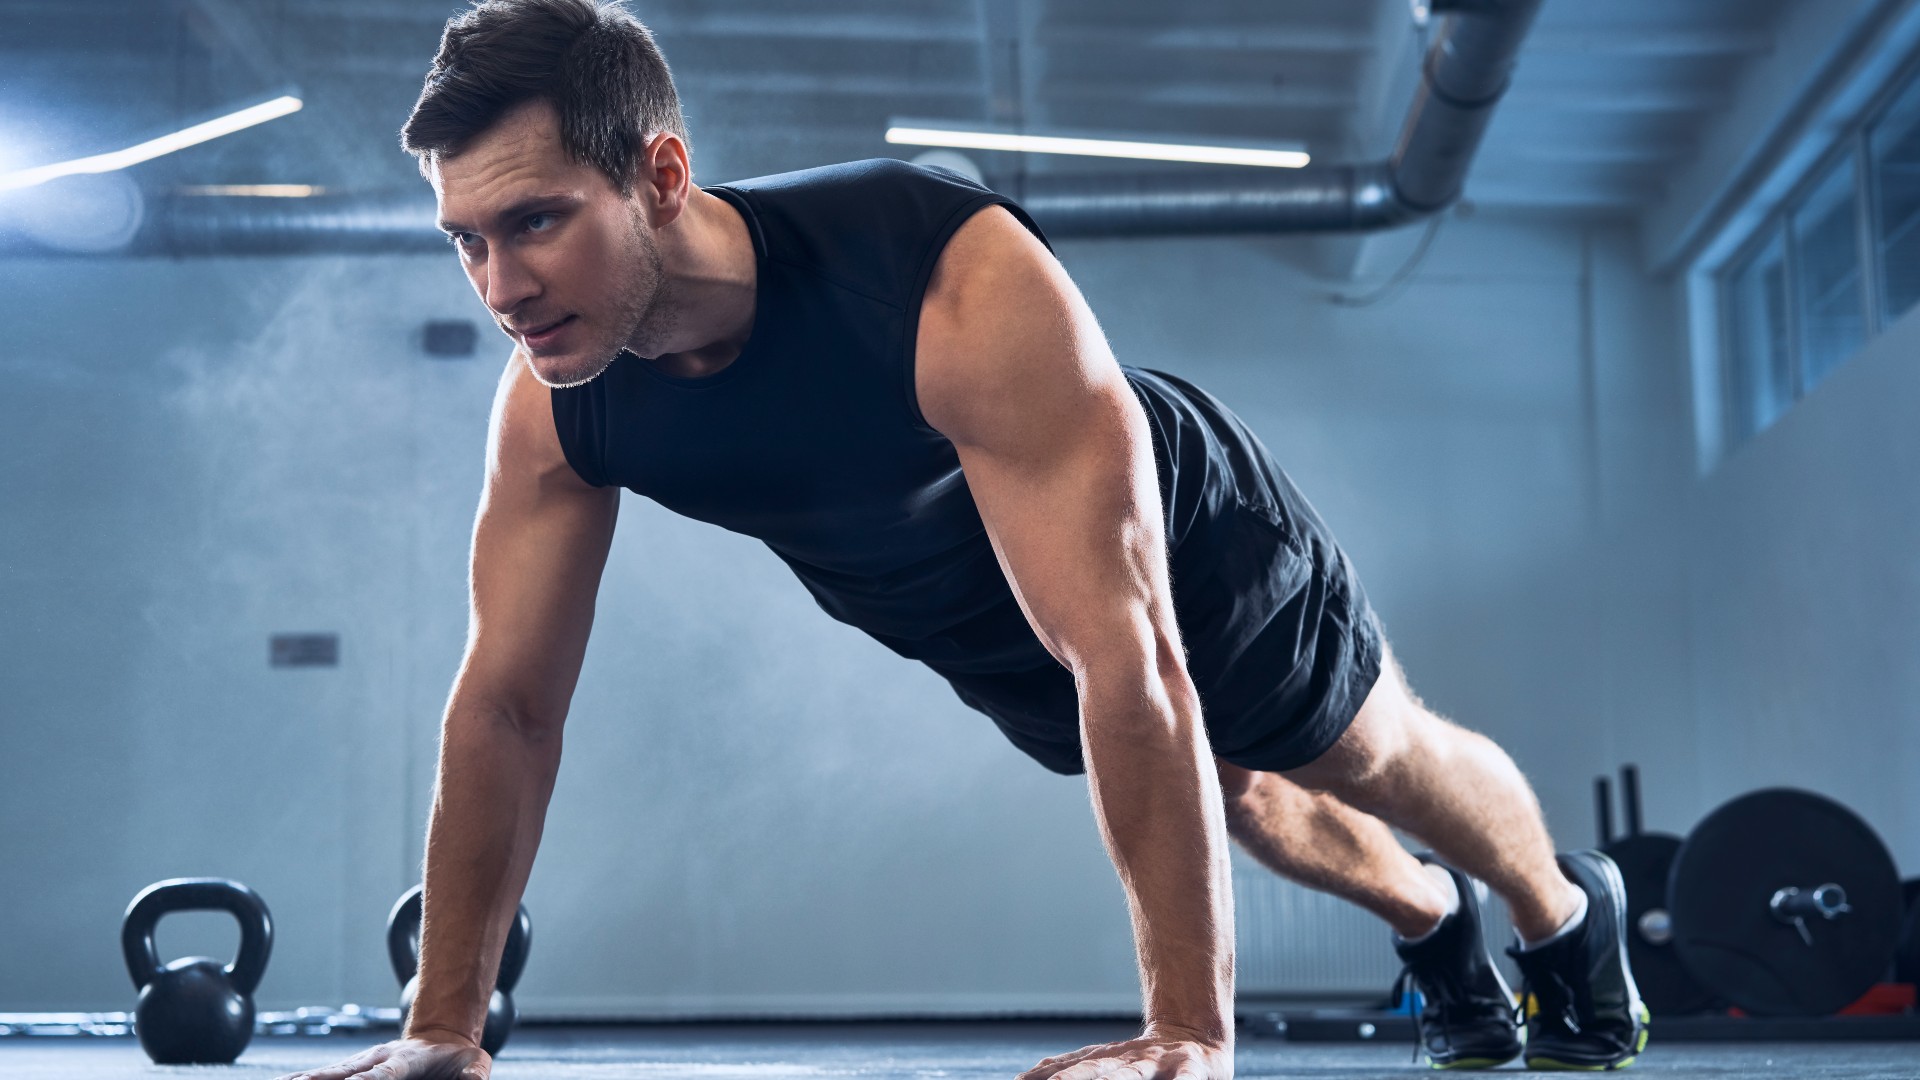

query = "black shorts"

[{"left": 936, "top": 369, "right": 1385, "bottom": 776}]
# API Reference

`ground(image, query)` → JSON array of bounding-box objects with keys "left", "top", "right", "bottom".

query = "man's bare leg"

[
  {"left": 1271, "top": 648, "right": 1583, "bottom": 943},
  {"left": 1218, "top": 763, "right": 1461, "bottom": 939}
]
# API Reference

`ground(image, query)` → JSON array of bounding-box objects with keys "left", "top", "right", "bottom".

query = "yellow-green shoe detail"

[
  {"left": 1525, "top": 1052, "right": 1641, "bottom": 1071},
  {"left": 1525, "top": 1057, "right": 1610, "bottom": 1071}
]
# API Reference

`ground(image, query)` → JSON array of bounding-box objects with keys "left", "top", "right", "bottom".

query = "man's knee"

[
  {"left": 1217, "top": 758, "right": 1260, "bottom": 821},
  {"left": 1283, "top": 656, "right": 1427, "bottom": 810}
]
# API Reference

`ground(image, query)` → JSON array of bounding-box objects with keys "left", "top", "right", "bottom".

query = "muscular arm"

[
  {"left": 407, "top": 350, "right": 619, "bottom": 1044},
  {"left": 916, "top": 208, "right": 1233, "bottom": 1055}
]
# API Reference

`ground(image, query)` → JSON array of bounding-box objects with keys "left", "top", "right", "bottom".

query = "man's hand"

[
  {"left": 272, "top": 1030, "right": 489, "bottom": 1080},
  {"left": 1019, "top": 1029, "right": 1232, "bottom": 1080}
]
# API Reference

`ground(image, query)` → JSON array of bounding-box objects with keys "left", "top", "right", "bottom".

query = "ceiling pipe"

[
  {"left": 148, "top": 190, "right": 445, "bottom": 255},
  {"left": 1006, "top": 0, "right": 1545, "bottom": 237},
  {"left": 0, "top": 0, "right": 1539, "bottom": 255}
]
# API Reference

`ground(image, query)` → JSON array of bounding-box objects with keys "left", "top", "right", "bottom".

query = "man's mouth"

[{"left": 515, "top": 315, "right": 576, "bottom": 347}]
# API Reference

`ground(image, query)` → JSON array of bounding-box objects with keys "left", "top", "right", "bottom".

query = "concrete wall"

[
  {"left": 1622, "top": 0, "right": 1920, "bottom": 876},
  {"left": 1674, "top": 306, "right": 1920, "bottom": 867},
  {"left": 0, "top": 206, "right": 1680, "bottom": 1015}
]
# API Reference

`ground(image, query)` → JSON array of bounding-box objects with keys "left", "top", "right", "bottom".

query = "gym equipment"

[
  {"left": 387, "top": 884, "right": 531, "bottom": 1056},
  {"left": 1593, "top": 765, "right": 1716, "bottom": 1016},
  {"left": 1894, "top": 879, "right": 1920, "bottom": 987},
  {"left": 1668, "top": 789, "right": 1904, "bottom": 1017},
  {"left": 1247, "top": 1006, "right": 1920, "bottom": 1042},
  {"left": 121, "top": 878, "right": 273, "bottom": 1064}
]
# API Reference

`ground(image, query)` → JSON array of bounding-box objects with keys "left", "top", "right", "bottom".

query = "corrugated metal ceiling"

[{"left": 0, "top": 0, "right": 1793, "bottom": 213}]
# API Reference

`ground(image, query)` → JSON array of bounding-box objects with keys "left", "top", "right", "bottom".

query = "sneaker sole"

[{"left": 1524, "top": 1004, "right": 1651, "bottom": 1071}]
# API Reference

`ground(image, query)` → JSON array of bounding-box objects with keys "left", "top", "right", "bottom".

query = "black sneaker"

[
  {"left": 1508, "top": 850, "right": 1651, "bottom": 1070},
  {"left": 1391, "top": 859, "right": 1523, "bottom": 1069}
]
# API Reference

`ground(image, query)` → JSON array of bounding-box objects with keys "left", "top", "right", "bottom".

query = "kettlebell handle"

[
  {"left": 387, "top": 884, "right": 533, "bottom": 992},
  {"left": 122, "top": 878, "right": 274, "bottom": 995}
]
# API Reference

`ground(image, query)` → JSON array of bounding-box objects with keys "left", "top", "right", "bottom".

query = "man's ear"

[{"left": 633, "top": 132, "right": 692, "bottom": 227}]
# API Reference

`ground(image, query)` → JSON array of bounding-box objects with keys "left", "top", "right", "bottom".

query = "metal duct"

[
  {"left": 147, "top": 190, "right": 446, "bottom": 256},
  {"left": 1012, "top": 0, "right": 1544, "bottom": 238},
  {"left": 0, "top": 0, "right": 1539, "bottom": 255}
]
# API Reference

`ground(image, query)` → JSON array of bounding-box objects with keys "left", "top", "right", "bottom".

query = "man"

[{"left": 281, "top": 2, "right": 1645, "bottom": 1078}]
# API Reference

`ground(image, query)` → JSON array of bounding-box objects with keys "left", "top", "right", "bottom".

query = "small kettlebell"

[
  {"left": 387, "top": 884, "right": 531, "bottom": 1056},
  {"left": 122, "top": 878, "right": 273, "bottom": 1064}
]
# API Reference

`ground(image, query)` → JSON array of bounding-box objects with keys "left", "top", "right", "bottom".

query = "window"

[
  {"left": 1711, "top": 55, "right": 1920, "bottom": 456},
  {"left": 1870, "top": 73, "right": 1920, "bottom": 321},
  {"left": 1723, "top": 229, "right": 1793, "bottom": 442},
  {"left": 1790, "top": 152, "right": 1866, "bottom": 392}
]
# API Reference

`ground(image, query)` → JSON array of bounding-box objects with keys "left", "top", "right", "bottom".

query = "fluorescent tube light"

[
  {"left": 886, "top": 126, "right": 1310, "bottom": 169},
  {"left": 176, "top": 184, "right": 325, "bottom": 198},
  {"left": 0, "top": 96, "right": 304, "bottom": 192}
]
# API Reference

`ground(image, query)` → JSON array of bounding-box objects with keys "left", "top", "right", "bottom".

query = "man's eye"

[
  {"left": 526, "top": 213, "right": 557, "bottom": 232},
  {"left": 448, "top": 233, "right": 478, "bottom": 249}
]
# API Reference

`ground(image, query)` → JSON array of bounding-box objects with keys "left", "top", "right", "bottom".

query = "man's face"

[{"left": 431, "top": 99, "right": 662, "bottom": 388}]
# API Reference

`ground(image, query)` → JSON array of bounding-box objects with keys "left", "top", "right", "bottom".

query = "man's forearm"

[
  {"left": 1080, "top": 663, "right": 1234, "bottom": 1041},
  {"left": 406, "top": 689, "right": 565, "bottom": 1043}
]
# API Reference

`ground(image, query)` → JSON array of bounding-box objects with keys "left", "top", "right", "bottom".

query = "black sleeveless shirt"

[{"left": 550, "top": 159, "right": 1324, "bottom": 691}]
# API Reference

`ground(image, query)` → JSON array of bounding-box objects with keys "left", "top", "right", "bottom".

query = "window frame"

[{"left": 1710, "top": 48, "right": 1920, "bottom": 457}]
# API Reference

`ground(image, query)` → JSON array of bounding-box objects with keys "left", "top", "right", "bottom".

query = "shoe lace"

[
  {"left": 1514, "top": 966, "right": 1582, "bottom": 1037},
  {"left": 1515, "top": 966, "right": 1643, "bottom": 1059},
  {"left": 1391, "top": 961, "right": 1455, "bottom": 1065}
]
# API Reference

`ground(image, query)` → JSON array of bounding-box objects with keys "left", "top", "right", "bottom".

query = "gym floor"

[{"left": 3, "top": 1022, "right": 1918, "bottom": 1079}]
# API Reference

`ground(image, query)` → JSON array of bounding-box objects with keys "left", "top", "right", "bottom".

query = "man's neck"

[{"left": 632, "top": 187, "right": 758, "bottom": 379}]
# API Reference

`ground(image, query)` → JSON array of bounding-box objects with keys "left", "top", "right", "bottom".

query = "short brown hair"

[{"left": 401, "top": 0, "right": 689, "bottom": 192}]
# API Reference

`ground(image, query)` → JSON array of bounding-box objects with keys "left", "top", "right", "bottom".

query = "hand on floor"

[
  {"left": 270, "top": 1032, "right": 489, "bottom": 1080},
  {"left": 1017, "top": 1029, "right": 1231, "bottom": 1079}
]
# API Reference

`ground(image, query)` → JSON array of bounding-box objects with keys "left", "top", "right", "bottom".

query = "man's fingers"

[
  {"left": 276, "top": 1045, "right": 380, "bottom": 1068},
  {"left": 1053, "top": 1056, "right": 1130, "bottom": 1080},
  {"left": 276, "top": 1043, "right": 395, "bottom": 1080},
  {"left": 1023, "top": 1039, "right": 1226, "bottom": 1080},
  {"left": 1094, "top": 1050, "right": 1174, "bottom": 1080},
  {"left": 1019, "top": 1042, "right": 1107, "bottom": 1080}
]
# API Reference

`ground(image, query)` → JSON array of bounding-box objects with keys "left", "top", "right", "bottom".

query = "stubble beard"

[{"left": 534, "top": 211, "right": 672, "bottom": 390}]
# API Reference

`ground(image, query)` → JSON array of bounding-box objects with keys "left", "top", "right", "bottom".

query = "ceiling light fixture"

[
  {"left": 176, "top": 184, "right": 325, "bottom": 198},
  {"left": 885, "top": 125, "right": 1310, "bottom": 169},
  {"left": 0, "top": 95, "right": 304, "bottom": 192}
]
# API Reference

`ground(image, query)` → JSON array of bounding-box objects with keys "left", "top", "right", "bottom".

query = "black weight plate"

[
  {"left": 1603, "top": 832, "right": 1717, "bottom": 1015},
  {"left": 1669, "top": 789, "right": 1903, "bottom": 1017},
  {"left": 1895, "top": 879, "right": 1920, "bottom": 986}
]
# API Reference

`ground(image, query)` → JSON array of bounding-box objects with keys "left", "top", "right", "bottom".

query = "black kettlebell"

[
  {"left": 387, "top": 884, "right": 531, "bottom": 1056},
  {"left": 122, "top": 878, "right": 273, "bottom": 1065}
]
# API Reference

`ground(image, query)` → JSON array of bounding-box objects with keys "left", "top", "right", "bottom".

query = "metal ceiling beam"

[
  {"left": 1483, "top": 141, "right": 1696, "bottom": 164},
  {"left": 684, "top": 72, "right": 982, "bottom": 98},
  {"left": 977, "top": 0, "right": 1033, "bottom": 128},
  {"left": 648, "top": 11, "right": 980, "bottom": 45},
  {"left": 278, "top": 3, "right": 982, "bottom": 44},
  {"left": 1041, "top": 25, "right": 1376, "bottom": 52},
  {"left": 1045, "top": 81, "right": 1357, "bottom": 111},
  {"left": 170, "top": 0, "right": 368, "bottom": 166},
  {"left": 1040, "top": 24, "right": 1766, "bottom": 58},
  {"left": 1524, "top": 27, "right": 1773, "bottom": 57},
  {"left": 1499, "top": 86, "right": 1734, "bottom": 114}
]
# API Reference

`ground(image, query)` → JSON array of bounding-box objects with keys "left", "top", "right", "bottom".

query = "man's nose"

[{"left": 483, "top": 250, "right": 539, "bottom": 316}]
